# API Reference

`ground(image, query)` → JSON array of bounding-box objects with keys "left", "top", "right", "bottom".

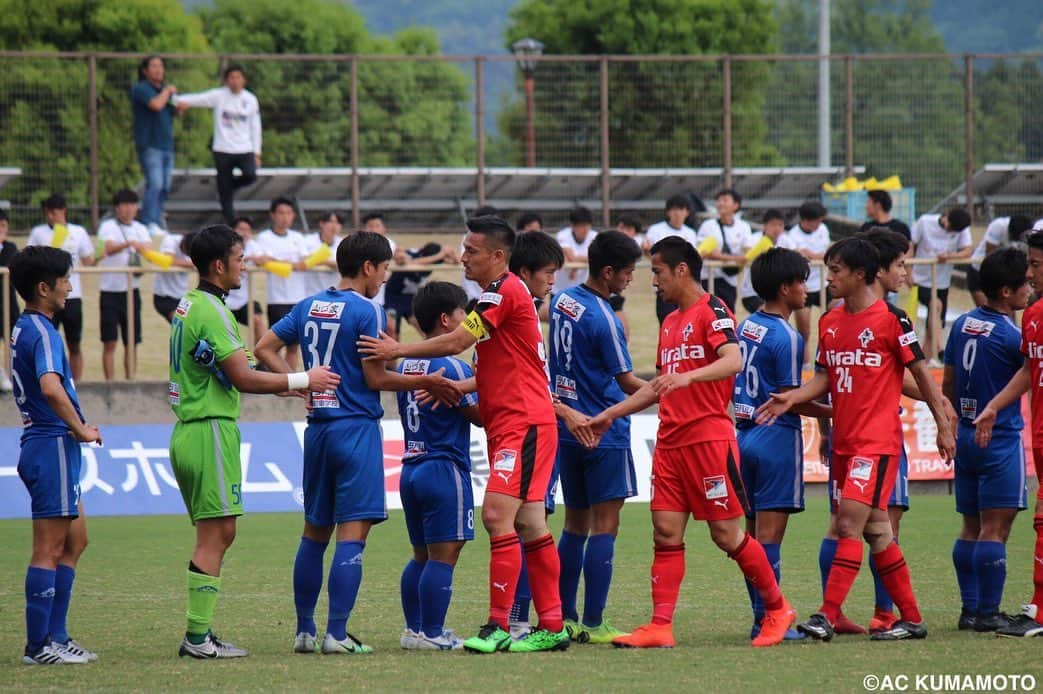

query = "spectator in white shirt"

[
  {"left": 966, "top": 215, "right": 1031, "bottom": 306},
  {"left": 517, "top": 211, "right": 543, "bottom": 233},
  {"left": 616, "top": 214, "right": 644, "bottom": 250},
  {"left": 911, "top": 208, "right": 973, "bottom": 364},
  {"left": 152, "top": 231, "right": 196, "bottom": 323},
  {"left": 696, "top": 188, "right": 753, "bottom": 314},
  {"left": 226, "top": 216, "right": 265, "bottom": 346},
  {"left": 645, "top": 195, "right": 698, "bottom": 323},
  {"left": 740, "top": 209, "right": 795, "bottom": 314},
  {"left": 305, "top": 211, "right": 345, "bottom": 295},
  {"left": 253, "top": 196, "right": 310, "bottom": 368},
  {"left": 555, "top": 206, "right": 598, "bottom": 293},
  {"left": 786, "top": 201, "right": 832, "bottom": 364},
  {"left": 174, "top": 64, "right": 262, "bottom": 225},
  {"left": 26, "top": 193, "right": 95, "bottom": 381},
  {"left": 362, "top": 212, "right": 408, "bottom": 316},
  {"left": 96, "top": 188, "right": 153, "bottom": 380}
]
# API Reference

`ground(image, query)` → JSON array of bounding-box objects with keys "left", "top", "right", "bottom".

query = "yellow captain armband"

[{"left": 462, "top": 311, "right": 487, "bottom": 339}]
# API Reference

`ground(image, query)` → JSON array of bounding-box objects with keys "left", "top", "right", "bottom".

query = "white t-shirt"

[
  {"left": 785, "top": 222, "right": 832, "bottom": 292},
  {"left": 695, "top": 217, "right": 754, "bottom": 287},
  {"left": 26, "top": 223, "right": 93, "bottom": 299},
  {"left": 370, "top": 235, "right": 398, "bottom": 307},
  {"left": 970, "top": 216, "right": 1010, "bottom": 270},
  {"left": 97, "top": 218, "right": 151, "bottom": 292},
  {"left": 301, "top": 232, "right": 342, "bottom": 296},
  {"left": 152, "top": 233, "right": 192, "bottom": 299},
  {"left": 173, "top": 87, "right": 262, "bottom": 155},
  {"left": 555, "top": 227, "right": 598, "bottom": 292},
  {"left": 226, "top": 238, "right": 261, "bottom": 311},
  {"left": 740, "top": 232, "right": 796, "bottom": 299},
  {"left": 255, "top": 228, "right": 310, "bottom": 305},
  {"left": 910, "top": 214, "right": 972, "bottom": 289},
  {"left": 644, "top": 220, "right": 697, "bottom": 250}
]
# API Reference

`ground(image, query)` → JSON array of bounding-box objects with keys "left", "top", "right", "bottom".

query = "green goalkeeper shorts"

[{"left": 170, "top": 418, "right": 243, "bottom": 523}]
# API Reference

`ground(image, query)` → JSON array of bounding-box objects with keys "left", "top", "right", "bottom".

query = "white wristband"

[{"left": 286, "top": 371, "right": 310, "bottom": 390}]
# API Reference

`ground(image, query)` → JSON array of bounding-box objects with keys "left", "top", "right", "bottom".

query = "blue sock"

[
  {"left": 292, "top": 537, "right": 327, "bottom": 636},
  {"left": 975, "top": 540, "right": 1006, "bottom": 615},
  {"left": 510, "top": 551, "right": 531, "bottom": 624},
  {"left": 25, "top": 566, "right": 56, "bottom": 652},
  {"left": 868, "top": 553, "right": 894, "bottom": 613},
  {"left": 819, "top": 537, "right": 837, "bottom": 596},
  {"left": 557, "top": 530, "right": 586, "bottom": 623},
  {"left": 326, "top": 541, "right": 365, "bottom": 640},
  {"left": 48, "top": 564, "right": 75, "bottom": 644},
  {"left": 400, "top": 559, "right": 423, "bottom": 633},
  {"left": 582, "top": 534, "right": 614, "bottom": 627},
  {"left": 419, "top": 560, "right": 455, "bottom": 638},
  {"left": 952, "top": 538, "right": 978, "bottom": 613}
]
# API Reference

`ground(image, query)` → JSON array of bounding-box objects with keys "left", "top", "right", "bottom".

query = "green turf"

[{"left": 1, "top": 497, "right": 1041, "bottom": 691}]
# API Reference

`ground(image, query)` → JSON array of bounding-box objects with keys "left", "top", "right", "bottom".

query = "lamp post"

[{"left": 513, "top": 37, "right": 543, "bottom": 168}]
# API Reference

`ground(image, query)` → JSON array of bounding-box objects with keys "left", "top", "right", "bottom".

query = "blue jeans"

[{"left": 137, "top": 147, "right": 173, "bottom": 227}]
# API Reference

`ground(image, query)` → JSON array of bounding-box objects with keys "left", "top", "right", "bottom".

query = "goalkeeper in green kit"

[{"left": 168, "top": 224, "right": 339, "bottom": 659}]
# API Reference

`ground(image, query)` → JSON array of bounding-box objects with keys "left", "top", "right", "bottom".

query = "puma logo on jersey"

[
  {"left": 858, "top": 328, "right": 875, "bottom": 348},
  {"left": 826, "top": 327, "right": 839, "bottom": 338},
  {"left": 1031, "top": 321, "right": 1040, "bottom": 332},
  {"left": 1035, "top": 556, "right": 1043, "bottom": 567},
  {"left": 713, "top": 499, "right": 729, "bottom": 510},
  {"left": 492, "top": 581, "right": 508, "bottom": 592},
  {"left": 850, "top": 479, "right": 868, "bottom": 494}
]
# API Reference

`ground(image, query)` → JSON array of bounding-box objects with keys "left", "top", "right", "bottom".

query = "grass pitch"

[{"left": 1, "top": 497, "right": 1041, "bottom": 692}]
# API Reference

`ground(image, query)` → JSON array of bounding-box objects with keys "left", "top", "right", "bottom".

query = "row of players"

[{"left": 10, "top": 215, "right": 1041, "bottom": 664}]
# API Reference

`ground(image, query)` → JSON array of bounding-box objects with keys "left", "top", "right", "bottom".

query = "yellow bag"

[
  {"left": 304, "top": 244, "right": 331, "bottom": 269},
  {"left": 142, "top": 248, "right": 174, "bottom": 269},
  {"left": 264, "top": 260, "right": 293, "bottom": 279},
  {"left": 745, "top": 235, "right": 774, "bottom": 261},
  {"left": 696, "top": 236, "right": 719, "bottom": 256},
  {"left": 50, "top": 224, "right": 68, "bottom": 249}
]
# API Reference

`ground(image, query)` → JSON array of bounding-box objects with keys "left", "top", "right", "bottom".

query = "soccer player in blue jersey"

[
  {"left": 735, "top": 247, "right": 817, "bottom": 640},
  {"left": 396, "top": 281, "right": 482, "bottom": 651},
  {"left": 943, "top": 248, "right": 1030, "bottom": 632},
  {"left": 254, "top": 231, "right": 462, "bottom": 655},
  {"left": 10, "top": 246, "right": 102, "bottom": 665},
  {"left": 549, "top": 230, "right": 646, "bottom": 644}
]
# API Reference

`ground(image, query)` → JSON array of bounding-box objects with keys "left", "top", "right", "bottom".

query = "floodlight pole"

[
  {"left": 513, "top": 38, "right": 543, "bottom": 168},
  {"left": 818, "top": 0, "right": 831, "bottom": 167}
]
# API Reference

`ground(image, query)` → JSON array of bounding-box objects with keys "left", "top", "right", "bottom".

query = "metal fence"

[{"left": 1, "top": 50, "right": 1042, "bottom": 230}]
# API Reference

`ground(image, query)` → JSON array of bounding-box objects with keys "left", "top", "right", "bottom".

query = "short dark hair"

[
  {"left": 412, "top": 281, "right": 468, "bottom": 335},
  {"left": 716, "top": 188, "right": 742, "bottom": 207},
  {"left": 650, "top": 236, "right": 702, "bottom": 277},
  {"left": 10, "top": 246, "right": 72, "bottom": 302},
  {"left": 509, "top": 230, "right": 563, "bottom": 274},
  {"left": 517, "top": 211, "right": 543, "bottom": 230},
  {"left": 466, "top": 215, "right": 515, "bottom": 254},
  {"left": 317, "top": 211, "right": 344, "bottom": 224},
  {"left": 178, "top": 231, "right": 198, "bottom": 257},
  {"left": 862, "top": 228, "right": 910, "bottom": 269},
  {"left": 360, "top": 211, "right": 384, "bottom": 225},
  {"left": 569, "top": 206, "right": 594, "bottom": 226},
  {"left": 223, "top": 63, "right": 245, "bottom": 80},
  {"left": 232, "top": 216, "right": 254, "bottom": 228},
  {"left": 0, "top": 209, "right": 8, "bottom": 222},
  {"left": 190, "top": 224, "right": 243, "bottom": 276},
  {"left": 337, "top": 230, "right": 391, "bottom": 277},
  {"left": 473, "top": 205, "right": 499, "bottom": 217},
  {"left": 751, "top": 247, "right": 810, "bottom": 302},
  {"left": 112, "top": 188, "right": 139, "bottom": 206},
  {"left": 665, "top": 194, "right": 690, "bottom": 212},
  {"left": 867, "top": 189, "right": 893, "bottom": 212},
  {"left": 824, "top": 237, "right": 879, "bottom": 286},
  {"left": 616, "top": 214, "right": 642, "bottom": 236},
  {"left": 1028, "top": 232, "right": 1043, "bottom": 253},
  {"left": 41, "top": 194, "right": 67, "bottom": 211},
  {"left": 799, "top": 201, "right": 827, "bottom": 221},
  {"left": 945, "top": 208, "right": 972, "bottom": 232},
  {"left": 588, "top": 230, "right": 641, "bottom": 276},
  {"left": 137, "top": 54, "right": 162, "bottom": 81},
  {"left": 761, "top": 208, "right": 785, "bottom": 224},
  {"left": 1009, "top": 215, "right": 1033, "bottom": 243},
  {"left": 979, "top": 248, "right": 1028, "bottom": 301},
  {"left": 269, "top": 196, "right": 294, "bottom": 213}
]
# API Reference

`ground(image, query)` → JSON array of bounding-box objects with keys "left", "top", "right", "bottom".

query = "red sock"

[
  {"left": 488, "top": 532, "right": 521, "bottom": 630},
  {"left": 729, "top": 534, "right": 783, "bottom": 611},
  {"left": 821, "top": 537, "right": 862, "bottom": 623},
  {"left": 524, "top": 534, "right": 563, "bottom": 633},
  {"left": 1032, "top": 515, "right": 1043, "bottom": 622},
  {"left": 872, "top": 541, "right": 922, "bottom": 624},
  {"left": 651, "top": 544, "right": 685, "bottom": 625}
]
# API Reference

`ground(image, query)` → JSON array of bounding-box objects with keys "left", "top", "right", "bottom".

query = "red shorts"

[
  {"left": 486, "top": 423, "right": 557, "bottom": 503},
  {"left": 650, "top": 440, "right": 747, "bottom": 521},
  {"left": 831, "top": 453, "right": 899, "bottom": 511},
  {"left": 1035, "top": 449, "right": 1043, "bottom": 501}
]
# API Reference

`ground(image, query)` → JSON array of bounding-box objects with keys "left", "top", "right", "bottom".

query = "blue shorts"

[
  {"left": 954, "top": 426, "right": 1027, "bottom": 515},
  {"left": 18, "top": 434, "right": 82, "bottom": 519},
  {"left": 400, "top": 458, "right": 475, "bottom": 546},
  {"left": 737, "top": 425, "right": 804, "bottom": 515},
  {"left": 558, "top": 443, "right": 637, "bottom": 510},
  {"left": 303, "top": 418, "right": 387, "bottom": 526},
  {"left": 827, "top": 444, "right": 909, "bottom": 511}
]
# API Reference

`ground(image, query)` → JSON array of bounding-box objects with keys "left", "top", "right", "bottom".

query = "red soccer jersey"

[
  {"left": 1020, "top": 300, "right": 1043, "bottom": 446},
  {"left": 655, "top": 293, "right": 738, "bottom": 448},
  {"left": 467, "top": 271, "right": 555, "bottom": 438},
  {"left": 816, "top": 299, "right": 923, "bottom": 456}
]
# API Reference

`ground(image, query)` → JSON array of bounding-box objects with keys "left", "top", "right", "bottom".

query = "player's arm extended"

[
  {"left": 459, "top": 405, "right": 483, "bottom": 427},
  {"left": 358, "top": 324, "right": 476, "bottom": 361},
  {"left": 907, "top": 359, "right": 955, "bottom": 461},
  {"left": 39, "top": 373, "right": 102, "bottom": 445},
  {"left": 906, "top": 367, "right": 958, "bottom": 431},
  {"left": 253, "top": 329, "right": 292, "bottom": 374},
  {"left": 755, "top": 370, "right": 830, "bottom": 425},
  {"left": 219, "top": 348, "right": 339, "bottom": 395},
  {"left": 941, "top": 365, "right": 957, "bottom": 412},
  {"left": 615, "top": 371, "right": 648, "bottom": 395},
  {"left": 361, "top": 360, "right": 463, "bottom": 407},
  {"left": 973, "top": 361, "right": 1031, "bottom": 447},
  {"left": 785, "top": 386, "right": 832, "bottom": 419}
]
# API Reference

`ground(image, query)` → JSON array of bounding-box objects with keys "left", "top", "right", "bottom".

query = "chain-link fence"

[{"left": 1, "top": 51, "right": 1041, "bottom": 230}]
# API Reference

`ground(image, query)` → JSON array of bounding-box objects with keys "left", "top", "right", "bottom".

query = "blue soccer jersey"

[
  {"left": 549, "top": 284, "right": 633, "bottom": 448},
  {"left": 943, "top": 306, "right": 1024, "bottom": 431},
  {"left": 734, "top": 311, "right": 804, "bottom": 430},
  {"left": 11, "top": 311, "right": 85, "bottom": 441},
  {"left": 272, "top": 288, "right": 386, "bottom": 420},
  {"left": 395, "top": 356, "right": 477, "bottom": 472}
]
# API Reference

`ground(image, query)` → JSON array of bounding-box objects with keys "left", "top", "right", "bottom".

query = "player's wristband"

[{"left": 286, "top": 371, "right": 310, "bottom": 390}]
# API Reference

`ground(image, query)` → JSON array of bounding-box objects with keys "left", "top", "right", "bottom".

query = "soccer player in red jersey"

[
  {"left": 974, "top": 231, "right": 1043, "bottom": 637},
  {"left": 358, "top": 215, "right": 568, "bottom": 653},
  {"left": 579, "top": 236, "right": 795, "bottom": 648},
  {"left": 758, "top": 236, "right": 955, "bottom": 641}
]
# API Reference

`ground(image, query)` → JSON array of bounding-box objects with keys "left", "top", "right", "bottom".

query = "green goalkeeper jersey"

[{"left": 168, "top": 285, "right": 245, "bottom": 422}]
